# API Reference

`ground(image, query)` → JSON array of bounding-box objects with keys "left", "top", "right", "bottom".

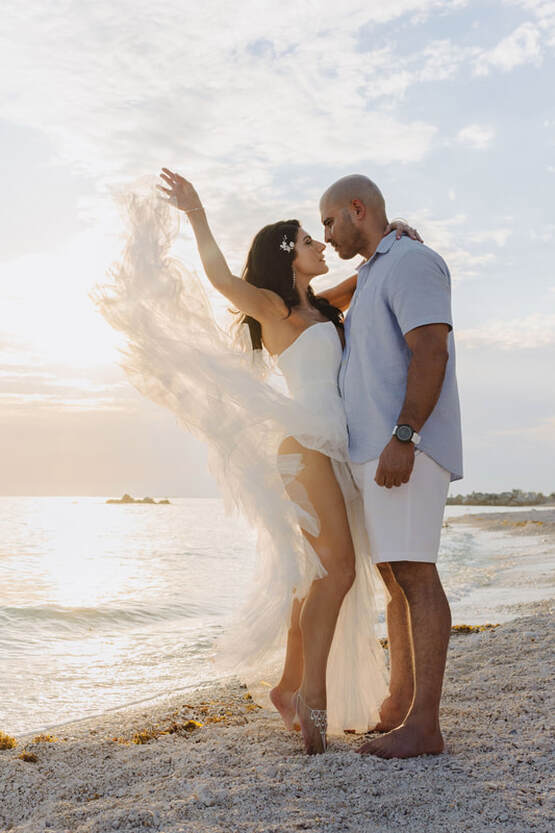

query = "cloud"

[
  {"left": 0, "top": 0, "right": 446, "bottom": 185},
  {"left": 359, "top": 39, "right": 480, "bottom": 102},
  {"left": 458, "top": 313, "right": 555, "bottom": 349},
  {"left": 0, "top": 0, "right": 541, "bottom": 270},
  {"left": 0, "top": 391, "right": 129, "bottom": 414},
  {"left": 468, "top": 228, "right": 512, "bottom": 247},
  {"left": 411, "top": 212, "right": 502, "bottom": 281},
  {"left": 474, "top": 22, "right": 543, "bottom": 74},
  {"left": 456, "top": 124, "right": 496, "bottom": 149},
  {"left": 504, "top": 0, "right": 555, "bottom": 35},
  {"left": 530, "top": 224, "right": 555, "bottom": 242},
  {"left": 491, "top": 416, "right": 555, "bottom": 439},
  {"left": 0, "top": 364, "right": 135, "bottom": 414},
  {"left": 0, "top": 0, "right": 463, "bottom": 280}
]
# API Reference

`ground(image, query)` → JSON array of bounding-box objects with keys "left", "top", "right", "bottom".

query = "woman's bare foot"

[
  {"left": 295, "top": 691, "right": 327, "bottom": 755},
  {"left": 369, "top": 694, "right": 412, "bottom": 733},
  {"left": 356, "top": 720, "right": 444, "bottom": 758},
  {"left": 269, "top": 687, "right": 299, "bottom": 731}
]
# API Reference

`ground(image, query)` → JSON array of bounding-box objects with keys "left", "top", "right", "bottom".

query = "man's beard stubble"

[{"left": 338, "top": 212, "right": 365, "bottom": 259}]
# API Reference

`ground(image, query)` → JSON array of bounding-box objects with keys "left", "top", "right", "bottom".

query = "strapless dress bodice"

[
  {"left": 277, "top": 321, "right": 345, "bottom": 430},
  {"left": 276, "top": 321, "right": 343, "bottom": 409}
]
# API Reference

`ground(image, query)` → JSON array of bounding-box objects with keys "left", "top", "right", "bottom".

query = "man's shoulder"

[
  {"left": 386, "top": 238, "right": 450, "bottom": 279},
  {"left": 391, "top": 237, "right": 446, "bottom": 263}
]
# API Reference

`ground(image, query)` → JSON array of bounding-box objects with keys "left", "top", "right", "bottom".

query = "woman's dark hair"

[{"left": 237, "top": 219, "right": 343, "bottom": 351}]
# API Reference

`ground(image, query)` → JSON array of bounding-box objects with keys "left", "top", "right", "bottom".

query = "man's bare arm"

[
  {"left": 375, "top": 324, "right": 450, "bottom": 488},
  {"left": 397, "top": 324, "right": 450, "bottom": 431}
]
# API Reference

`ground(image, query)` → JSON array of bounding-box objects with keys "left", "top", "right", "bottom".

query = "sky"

[{"left": 1, "top": 0, "right": 554, "bottom": 497}]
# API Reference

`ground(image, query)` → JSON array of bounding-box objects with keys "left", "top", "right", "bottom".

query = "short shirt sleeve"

[{"left": 387, "top": 248, "right": 453, "bottom": 336}]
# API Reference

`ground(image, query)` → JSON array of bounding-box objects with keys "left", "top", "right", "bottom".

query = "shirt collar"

[
  {"left": 356, "top": 231, "right": 397, "bottom": 272},
  {"left": 376, "top": 230, "right": 398, "bottom": 254}
]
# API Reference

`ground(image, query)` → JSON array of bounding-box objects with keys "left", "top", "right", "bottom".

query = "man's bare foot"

[
  {"left": 356, "top": 721, "right": 444, "bottom": 758},
  {"left": 269, "top": 687, "right": 299, "bottom": 731},
  {"left": 295, "top": 691, "right": 327, "bottom": 755},
  {"left": 369, "top": 694, "right": 412, "bottom": 733}
]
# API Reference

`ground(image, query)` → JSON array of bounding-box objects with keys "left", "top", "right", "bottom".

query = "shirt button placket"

[{"left": 341, "top": 267, "right": 366, "bottom": 398}]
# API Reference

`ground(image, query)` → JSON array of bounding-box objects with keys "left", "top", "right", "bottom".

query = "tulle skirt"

[{"left": 92, "top": 180, "right": 388, "bottom": 733}]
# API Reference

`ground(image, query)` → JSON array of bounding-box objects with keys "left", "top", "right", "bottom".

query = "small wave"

[{"left": 0, "top": 601, "right": 208, "bottom": 634}]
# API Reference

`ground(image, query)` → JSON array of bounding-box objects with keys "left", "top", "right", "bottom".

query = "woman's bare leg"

[
  {"left": 270, "top": 597, "right": 304, "bottom": 730},
  {"left": 276, "top": 438, "right": 356, "bottom": 753}
]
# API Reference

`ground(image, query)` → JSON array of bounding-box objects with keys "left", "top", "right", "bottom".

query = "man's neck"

[{"left": 358, "top": 221, "right": 389, "bottom": 261}]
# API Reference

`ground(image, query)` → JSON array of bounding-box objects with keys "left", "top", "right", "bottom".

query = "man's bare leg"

[
  {"left": 270, "top": 597, "right": 304, "bottom": 730},
  {"left": 370, "top": 563, "right": 414, "bottom": 731},
  {"left": 358, "top": 562, "right": 451, "bottom": 758}
]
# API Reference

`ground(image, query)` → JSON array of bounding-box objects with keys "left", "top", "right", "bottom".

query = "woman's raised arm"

[{"left": 158, "top": 169, "right": 287, "bottom": 322}]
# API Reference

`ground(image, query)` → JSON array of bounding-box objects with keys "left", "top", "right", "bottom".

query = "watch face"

[{"left": 396, "top": 425, "right": 413, "bottom": 442}]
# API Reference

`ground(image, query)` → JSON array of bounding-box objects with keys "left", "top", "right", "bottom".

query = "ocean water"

[{"left": 0, "top": 497, "right": 551, "bottom": 736}]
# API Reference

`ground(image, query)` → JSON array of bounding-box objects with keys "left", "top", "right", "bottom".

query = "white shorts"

[{"left": 350, "top": 451, "right": 450, "bottom": 565}]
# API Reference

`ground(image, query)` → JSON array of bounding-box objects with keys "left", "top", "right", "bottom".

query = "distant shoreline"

[
  {"left": 447, "top": 488, "right": 555, "bottom": 507},
  {"left": 3, "top": 494, "right": 555, "bottom": 506},
  {"left": 105, "top": 494, "right": 171, "bottom": 505},
  {"left": 448, "top": 506, "right": 555, "bottom": 539}
]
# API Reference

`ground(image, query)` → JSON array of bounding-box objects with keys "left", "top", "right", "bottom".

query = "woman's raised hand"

[
  {"left": 157, "top": 169, "right": 204, "bottom": 214},
  {"left": 384, "top": 219, "right": 423, "bottom": 243}
]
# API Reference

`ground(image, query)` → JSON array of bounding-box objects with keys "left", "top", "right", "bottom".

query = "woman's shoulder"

[{"left": 262, "top": 312, "right": 329, "bottom": 356}]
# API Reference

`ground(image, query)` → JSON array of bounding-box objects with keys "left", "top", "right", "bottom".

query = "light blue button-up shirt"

[{"left": 338, "top": 232, "right": 463, "bottom": 481}]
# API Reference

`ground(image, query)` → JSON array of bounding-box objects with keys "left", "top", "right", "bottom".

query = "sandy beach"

[
  {"left": 448, "top": 506, "right": 555, "bottom": 536},
  {"left": 1, "top": 510, "right": 553, "bottom": 833}
]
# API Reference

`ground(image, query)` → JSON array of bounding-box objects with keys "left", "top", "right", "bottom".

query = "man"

[{"left": 320, "top": 175, "right": 463, "bottom": 759}]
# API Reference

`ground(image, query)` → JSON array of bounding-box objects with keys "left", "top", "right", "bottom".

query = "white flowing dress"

[{"left": 93, "top": 182, "right": 388, "bottom": 734}]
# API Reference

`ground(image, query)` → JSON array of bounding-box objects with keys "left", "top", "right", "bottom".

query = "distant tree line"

[{"left": 447, "top": 489, "right": 555, "bottom": 506}]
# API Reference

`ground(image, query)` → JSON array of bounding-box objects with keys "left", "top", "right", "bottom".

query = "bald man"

[{"left": 320, "top": 175, "right": 463, "bottom": 759}]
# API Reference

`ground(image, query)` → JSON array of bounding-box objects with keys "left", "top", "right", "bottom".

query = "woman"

[{"left": 96, "top": 171, "right": 420, "bottom": 754}]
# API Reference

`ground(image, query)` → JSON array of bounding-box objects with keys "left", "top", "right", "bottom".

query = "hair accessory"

[{"left": 280, "top": 234, "right": 295, "bottom": 253}]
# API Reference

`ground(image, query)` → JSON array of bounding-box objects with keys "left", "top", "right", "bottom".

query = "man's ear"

[{"left": 352, "top": 199, "right": 366, "bottom": 220}]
